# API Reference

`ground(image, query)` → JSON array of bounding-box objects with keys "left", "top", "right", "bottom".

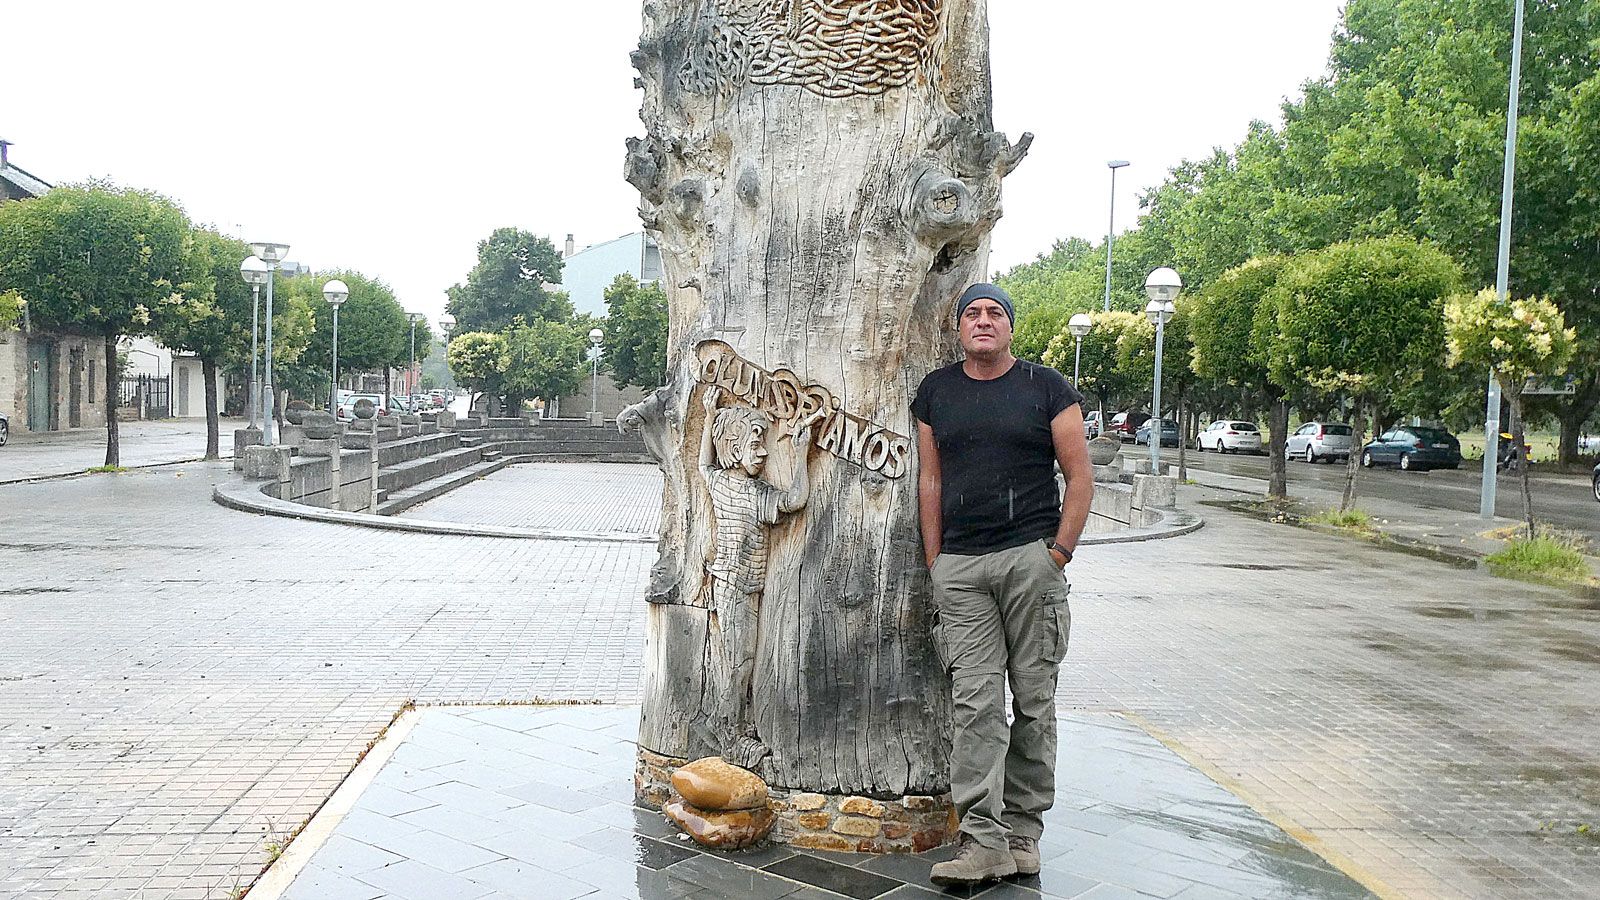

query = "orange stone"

[
  {"left": 663, "top": 799, "right": 774, "bottom": 850},
  {"left": 795, "top": 813, "right": 832, "bottom": 830},
  {"left": 790, "top": 833, "right": 854, "bottom": 852},
  {"left": 883, "top": 822, "right": 911, "bottom": 840},
  {"left": 671, "top": 757, "right": 768, "bottom": 810}
]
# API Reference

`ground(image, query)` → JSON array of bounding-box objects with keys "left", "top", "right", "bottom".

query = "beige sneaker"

[
  {"left": 930, "top": 834, "right": 1018, "bottom": 886},
  {"left": 1008, "top": 835, "right": 1041, "bottom": 875}
]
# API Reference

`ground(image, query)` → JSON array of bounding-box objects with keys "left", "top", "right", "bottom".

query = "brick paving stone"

[
  {"left": 2, "top": 463, "right": 1598, "bottom": 898},
  {"left": 396, "top": 461, "right": 661, "bottom": 536}
]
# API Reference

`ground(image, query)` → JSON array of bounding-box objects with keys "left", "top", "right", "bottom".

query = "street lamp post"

[
  {"left": 408, "top": 313, "right": 425, "bottom": 404},
  {"left": 1144, "top": 268, "right": 1182, "bottom": 473},
  {"left": 324, "top": 280, "right": 349, "bottom": 414},
  {"left": 240, "top": 256, "right": 268, "bottom": 430},
  {"left": 1481, "top": 0, "right": 1526, "bottom": 519},
  {"left": 1067, "top": 313, "right": 1093, "bottom": 388},
  {"left": 1104, "top": 160, "right": 1130, "bottom": 312},
  {"left": 588, "top": 327, "right": 604, "bottom": 426},
  {"left": 248, "top": 242, "right": 289, "bottom": 444}
]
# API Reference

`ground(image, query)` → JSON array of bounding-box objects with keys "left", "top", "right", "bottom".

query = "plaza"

[{"left": 1, "top": 460, "right": 1595, "bottom": 898}]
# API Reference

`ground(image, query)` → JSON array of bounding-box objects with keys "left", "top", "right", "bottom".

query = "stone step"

[
  {"left": 377, "top": 446, "right": 483, "bottom": 492},
  {"left": 375, "top": 432, "right": 462, "bottom": 467},
  {"left": 375, "top": 459, "right": 506, "bottom": 516}
]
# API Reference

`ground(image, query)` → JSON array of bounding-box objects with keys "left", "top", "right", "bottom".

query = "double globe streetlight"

[
  {"left": 1144, "top": 267, "right": 1182, "bottom": 473},
  {"left": 1067, "top": 313, "right": 1093, "bottom": 388},
  {"left": 588, "top": 327, "right": 605, "bottom": 426},
  {"left": 239, "top": 245, "right": 289, "bottom": 444},
  {"left": 323, "top": 279, "right": 349, "bottom": 414}
]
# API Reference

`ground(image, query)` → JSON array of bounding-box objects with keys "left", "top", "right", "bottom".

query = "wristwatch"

[{"left": 1045, "top": 540, "right": 1073, "bottom": 564}]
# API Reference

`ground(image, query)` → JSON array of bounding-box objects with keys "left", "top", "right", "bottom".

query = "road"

[{"left": 1166, "top": 444, "right": 1599, "bottom": 541}]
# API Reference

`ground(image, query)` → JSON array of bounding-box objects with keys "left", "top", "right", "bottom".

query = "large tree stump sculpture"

[{"left": 623, "top": 0, "right": 1029, "bottom": 850}]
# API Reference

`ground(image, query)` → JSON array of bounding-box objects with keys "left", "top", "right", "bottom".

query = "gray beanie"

[{"left": 956, "top": 283, "right": 1015, "bottom": 326}]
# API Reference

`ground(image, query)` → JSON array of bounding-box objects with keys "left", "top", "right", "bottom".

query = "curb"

[
  {"left": 212, "top": 460, "right": 657, "bottom": 544},
  {"left": 0, "top": 454, "right": 231, "bottom": 488}
]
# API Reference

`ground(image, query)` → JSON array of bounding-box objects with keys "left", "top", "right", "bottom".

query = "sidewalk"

[
  {"left": 0, "top": 418, "right": 228, "bottom": 483},
  {"left": 258, "top": 706, "right": 1373, "bottom": 900},
  {"left": 1180, "top": 462, "right": 1582, "bottom": 564}
]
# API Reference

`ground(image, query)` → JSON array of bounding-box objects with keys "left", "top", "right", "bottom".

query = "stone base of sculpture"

[{"left": 637, "top": 750, "right": 957, "bottom": 854}]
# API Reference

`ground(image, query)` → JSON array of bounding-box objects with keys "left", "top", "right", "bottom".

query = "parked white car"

[
  {"left": 0, "top": 410, "right": 8, "bottom": 447},
  {"left": 1197, "top": 420, "right": 1263, "bottom": 454},
  {"left": 1286, "top": 421, "right": 1354, "bottom": 463}
]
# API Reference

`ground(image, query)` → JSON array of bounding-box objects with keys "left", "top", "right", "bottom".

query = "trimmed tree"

[
  {"left": 446, "top": 331, "right": 508, "bottom": 417},
  {"left": 0, "top": 184, "right": 200, "bottom": 465},
  {"left": 1267, "top": 237, "right": 1462, "bottom": 512},
  {"left": 503, "top": 317, "right": 584, "bottom": 410},
  {"left": 446, "top": 228, "right": 569, "bottom": 334},
  {"left": 1189, "top": 257, "right": 1293, "bottom": 497},
  {"left": 1042, "top": 310, "right": 1143, "bottom": 422},
  {"left": 1444, "top": 289, "right": 1577, "bottom": 536}
]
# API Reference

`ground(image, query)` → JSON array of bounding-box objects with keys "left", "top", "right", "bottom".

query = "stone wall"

[
  {"left": 0, "top": 329, "right": 109, "bottom": 436},
  {"left": 262, "top": 450, "right": 375, "bottom": 513},
  {"left": 636, "top": 749, "right": 957, "bottom": 854}
]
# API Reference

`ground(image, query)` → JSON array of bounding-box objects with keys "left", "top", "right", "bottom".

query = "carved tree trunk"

[{"left": 625, "top": 0, "right": 1027, "bottom": 807}]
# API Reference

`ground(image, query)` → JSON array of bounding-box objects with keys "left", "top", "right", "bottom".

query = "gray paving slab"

[
  {"left": 275, "top": 706, "right": 1368, "bottom": 900},
  {"left": 396, "top": 461, "right": 661, "bottom": 536}
]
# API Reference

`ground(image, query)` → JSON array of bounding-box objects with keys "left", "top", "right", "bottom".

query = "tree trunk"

[
  {"left": 1340, "top": 399, "right": 1367, "bottom": 514},
  {"left": 202, "top": 357, "right": 220, "bottom": 461},
  {"left": 1267, "top": 394, "right": 1288, "bottom": 500},
  {"left": 103, "top": 333, "right": 120, "bottom": 467},
  {"left": 625, "top": 0, "right": 1028, "bottom": 807},
  {"left": 383, "top": 369, "right": 392, "bottom": 414},
  {"left": 1176, "top": 395, "right": 1188, "bottom": 483},
  {"left": 1556, "top": 375, "right": 1600, "bottom": 466},
  {"left": 1509, "top": 391, "right": 1536, "bottom": 538}
]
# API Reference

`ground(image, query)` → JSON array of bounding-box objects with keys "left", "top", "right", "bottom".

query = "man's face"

[
  {"left": 959, "top": 298, "right": 1013, "bottom": 356},
  {"left": 740, "top": 423, "right": 768, "bottom": 477}
]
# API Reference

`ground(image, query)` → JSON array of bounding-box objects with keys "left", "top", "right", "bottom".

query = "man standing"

[{"left": 912, "top": 283, "right": 1094, "bottom": 886}]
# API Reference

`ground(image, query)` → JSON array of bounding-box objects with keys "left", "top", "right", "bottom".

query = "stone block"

[
  {"left": 232, "top": 427, "right": 263, "bottom": 472},
  {"left": 795, "top": 813, "right": 831, "bottom": 830},
  {"left": 242, "top": 446, "right": 292, "bottom": 481},
  {"left": 831, "top": 816, "right": 882, "bottom": 838},
  {"left": 790, "top": 793, "right": 827, "bottom": 811},
  {"left": 671, "top": 757, "right": 768, "bottom": 811},
  {"left": 902, "top": 796, "right": 938, "bottom": 810},
  {"left": 1132, "top": 473, "right": 1178, "bottom": 510},
  {"left": 1093, "top": 463, "right": 1123, "bottom": 484},
  {"left": 1132, "top": 459, "right": 1173, "bottom": 477},
  {"left": 840, "top": 797, "right": 885, "bottom": 818},
  {"left": 663, "top": 799, "right": 773, "bottom": 850},
  {"left": 278, "top": 424, "right": 306, "bottom": 446},
  {"left": 298, "top": 438, "right": 339, "bottom": 459}
]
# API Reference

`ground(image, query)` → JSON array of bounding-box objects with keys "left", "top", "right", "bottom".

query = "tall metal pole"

[
  {"left": 591, "top": 350, "right": 600, "bottom": 416},
  {"left": 1073, "top": 335, "right": 1083, "bottom": 387},
  {"left": 1103, "top": 165, "right": 1120, "bottom": 312},
  {"left": 329, "top": 306, "right": 341, "bottom": 414},
  {"left": 1481, "top": 0, "right": 1524, "bottom": 519},
  {"left": 1150, "top": 318, "right": 1166, "bottom": 473},
  {"left": 248, "top": 284, "right": 261, "bottom": 430},
  {"left": 409, "top": 318, "right": 417, "bottom": 402},
  {"left": 262, "top": 265, "right": 277, "bottom": 445}
]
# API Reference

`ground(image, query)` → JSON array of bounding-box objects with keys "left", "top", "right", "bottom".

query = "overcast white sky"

[{"left": 5, "top": 1, "right": 1346, "bottom": 324}]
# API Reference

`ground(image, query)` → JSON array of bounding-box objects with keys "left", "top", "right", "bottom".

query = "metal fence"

[{"left": 118, "top": 374, "right": 171, "bottom": 420}]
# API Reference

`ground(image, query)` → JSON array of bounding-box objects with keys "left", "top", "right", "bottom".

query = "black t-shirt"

[{"left": 910, "top": 359, "right": 1083, "bottom": 555}]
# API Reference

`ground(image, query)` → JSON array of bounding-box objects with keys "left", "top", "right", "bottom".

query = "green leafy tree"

[
  {"left": 0, "top": 183, "right": 200, "bottom": 464},
  {"left": 446, "top": 228, "right": 569, "bottom": 333},
  {"left": 1267, "top": 237, "right": 1462, "bottom": 512},
  {"left": 447, "top": 331, "right": 509, "bottom": 416},
  {"left": 276, "top": 270, "right": 409, "bottom": 411},
  {"left": 0, "top": 290, "right": 21, "bottom": 329},
  {"left": 603, "top": 274, "right": 668, "bottom": 388},
  {"left": 1189, "top": 256, "right": 1296, "bottom": 496},
  {"left": 503, "top": 317, "right": 584, "bottom": 410},
  {"left": 1042, "top": 310, "right": 1144, "bottom": 421},
  {"left": 1445, "top": 289, "right": 1577, "bottom": 536},
  {"left": 146, "top": 228, "right": 243, "bottom": 459}
]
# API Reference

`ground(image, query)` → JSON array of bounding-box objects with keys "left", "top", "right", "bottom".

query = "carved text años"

[{"left": 696, "top": 340, "right": 911, "bottom": 479}]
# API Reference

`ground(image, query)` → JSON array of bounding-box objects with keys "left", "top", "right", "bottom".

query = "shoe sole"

[
  {"left": 1013, "top": 860, "right": 1041, "bottom": 876},
  {"left": 930, "top": 862, "right": 1018, "bottom": 886}
]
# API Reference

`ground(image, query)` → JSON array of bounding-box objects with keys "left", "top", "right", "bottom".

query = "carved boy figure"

[{"left": 698, "top": 385, "right": 811, "bottom": 769}]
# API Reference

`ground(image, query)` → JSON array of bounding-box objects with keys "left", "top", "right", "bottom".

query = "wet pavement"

[
  {"left": 264, "top": 706, "right": 1372, "bottom": 900},
  {"left": 0, "top": 418, "right": 224, "bottom": 483},
  {"left": 3, "top": 463, "right": 1597, "bottom": 899}
]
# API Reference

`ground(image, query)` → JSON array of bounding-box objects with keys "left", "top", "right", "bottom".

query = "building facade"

[{"left": 549, "top": 232, "right": 662, "bottom": 420}]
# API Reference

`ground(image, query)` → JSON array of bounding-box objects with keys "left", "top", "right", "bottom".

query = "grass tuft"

[
  {"left": 1486, "top": 532, "right": 1594, "bottom": 586},
  {"left": 1305, "top": 507, "right": 1375, "bottom": 533},
  {"left": 85, "top": 465, "right": 129, "bottom": 474}
]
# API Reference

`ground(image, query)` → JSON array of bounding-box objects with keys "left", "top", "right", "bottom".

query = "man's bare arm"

[
  {"left": 917, "top": 421, "right": 942, "bottom": 568},
  {"left": 1049, "top": 404, "right": 1094, "bottom": 565}
]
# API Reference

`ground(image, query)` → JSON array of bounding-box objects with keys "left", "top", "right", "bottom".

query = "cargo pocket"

[
  {"left": 1042, "top": 587, "right": 1071, "bottom": 665},
  {"left": 930, "top": 613, "right": 952, "bottom": 673}
]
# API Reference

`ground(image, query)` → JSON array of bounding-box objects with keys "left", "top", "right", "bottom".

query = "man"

[{"left": 912, "top": 283, "right": 1094, "bottom": 886}]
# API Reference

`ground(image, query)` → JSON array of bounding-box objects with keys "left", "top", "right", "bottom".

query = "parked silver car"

[
  {"left": 1285, "top": 421, "right": 1353, "bottom": 463},
  {"left": 0, "top": 410, "right": 7, "bottom": 447}
]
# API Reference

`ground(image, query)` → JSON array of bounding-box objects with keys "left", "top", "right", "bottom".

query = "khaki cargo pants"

[{"left": 930, "top": 540, "right": 1071, "bottom": 849}]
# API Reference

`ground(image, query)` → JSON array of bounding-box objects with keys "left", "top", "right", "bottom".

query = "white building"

[{"left": 557, "top": 232, "right": 662, "bottom": 318}]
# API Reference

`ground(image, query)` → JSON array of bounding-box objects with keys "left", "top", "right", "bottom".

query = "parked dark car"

[
  {"left": 1360, "top": 426, "right": 1462, "bottom": 471},
  {"left": 1109, "top": 410, "right": 1150, "bottom": 442},
  {"left": 1134, "top": 418, "right": 1181, "bottom": 448},
  {"left": 1592, "top": 462, "right": 1599, "bottom": 503},
  {"left": 0, "top": 410, "right": 7, "bottom": 447}
]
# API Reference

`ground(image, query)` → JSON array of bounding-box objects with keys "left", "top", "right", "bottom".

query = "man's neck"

[{"left": 962, "top": 351, "right": 1016, "bottom": 381}]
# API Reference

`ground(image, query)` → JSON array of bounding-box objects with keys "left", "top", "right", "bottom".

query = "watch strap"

[{"left": 1046, "top": 540, "right": 1073, "bottom": 563}]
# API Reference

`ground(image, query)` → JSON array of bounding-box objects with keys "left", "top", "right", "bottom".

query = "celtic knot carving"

[{"left": 680, "top": 0, "right": 945, "bottom": 99}]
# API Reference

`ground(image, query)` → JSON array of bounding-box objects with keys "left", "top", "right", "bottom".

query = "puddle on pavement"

[
  {"left": 0, "top": 587, "right": 73, "bottom": 595},
  {"left": 1543, "top": 639, "right": 1600, "bottom": 665},
  {"left": 1413, "top": 605, "right": 1514, "bottom": 622}
]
